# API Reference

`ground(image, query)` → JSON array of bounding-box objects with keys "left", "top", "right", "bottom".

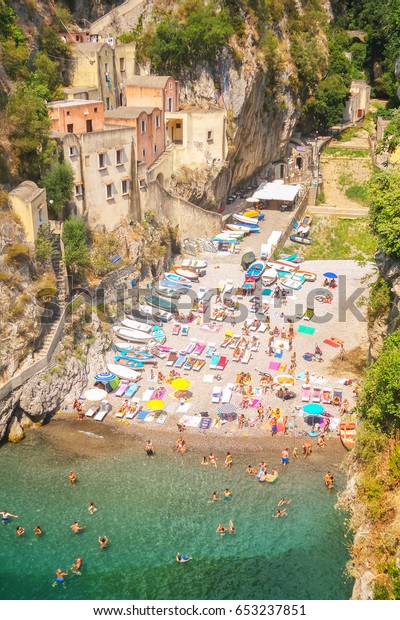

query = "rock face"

[
  {"left": 369, "top": 251, "right": 400, "bottom": 359},
  {"left": 7, "top": 416, "right": 25, "bottom": 443}
]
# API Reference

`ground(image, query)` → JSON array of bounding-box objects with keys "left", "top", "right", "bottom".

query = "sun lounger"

[
  {"left": 210, "top": 354, "right": 220, "bottom": 370},
  {"left": 94, "top": 400, "right": 112, "bottom": 422},
  {"left": 156, "top": 413, "right": 167, "bottom": 424},
  {"left": 312, "top": 387, "right": 322, "bottom": 402},
  {"left": 126, "top": 399, "right": 140, "bottom": 419},
  {"left": 172, "top": 323, "right": 181, "bottom": 336},
  {"left": 258, "top": 323, "right": 268, "bottom": 333},
  {"left": 198, "top": 287, "right": 207, "bottom": 301},
  {"left": 175, "top": 353, "right": 186, "bottom": 368},
  {"left": 124, "top": 383, "right": 138, "bottom": 398},
  {"left": 301, "top": 385, "right": 311, "bottom": 402},
  {"left": 184, "top": 356, "right": 196, "bottom": 370},
  {"left": 85, "top": 405, "right": 99, "bottom": 418},
  {"left": 220, "top": 331, "right": 234, "bottom": 348},
  {"left": 150, "top": 346, "right": 166, "bottom": 359},
  {"left": 216, "top": 356, "right": 227, "bottom": 370},
  {"left": 194, "top": 342, "right": 206, "bottom": 355},
  {"left": 212, "top": 386, "right": 222, "bottom": 403},
  {"left": 166, "top": 351, "right": 178, "bottom": 366},
  {"left": 333, "top": 388, "right": 343, "bottom": 405},
  {"left": 225, "top": 280, "right": 234, "bottom": 294},
  {"left": 242, "top": 350, "right": 251, "bottom": 364},
  {"left": 217, "top": 280, "right": 226, "bottom": 293},
  {"left": 142, "top": 388, "right": 154, "bottom": 402},
  {"left": 322, "top": 388, "right": 332, "bottom": 404},
  {"left": 115, "top": 382, "right": 129, "bottom": 397},
  {"left": 183, "top": 339, "right": 197, "bottom": 354},
  {"left": 193, "top": 358, "right": 205, "bottom": 371},
  {"left": 205, "top": 342, "right": 216, "bottom": 357},
  {"left": 229, "top": 336, "right": 240, "bottom": 349},
  {"left": 158, "top": 345, "right": 175, "bottom": 352},
  {"left": 221, "top": 383, "right": 234, "bottom": 403},
  {"left": 177, "top": 402, "right": 192, "bottom": 413}
]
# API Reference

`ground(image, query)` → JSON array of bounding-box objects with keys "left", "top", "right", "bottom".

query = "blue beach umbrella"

[
  {"left": 303, "top": 403, "right": 324, "bottom": 415},
  {"left": 94, "top": 371, "right": 116, "bottom": 382},
  {"left": 323, "top": 272, "right": 338, "bottom": 279}
]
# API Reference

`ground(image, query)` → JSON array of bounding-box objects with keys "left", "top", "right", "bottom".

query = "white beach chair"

[{"left": 221, "top": 383, "right": 234, "bottom": 404}]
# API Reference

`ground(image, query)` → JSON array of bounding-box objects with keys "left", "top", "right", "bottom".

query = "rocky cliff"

[{"left": 368, "top": 251, "right": 400, "bottom": 360}]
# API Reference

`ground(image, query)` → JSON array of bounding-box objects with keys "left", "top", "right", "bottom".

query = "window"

[
  {"left": 104, "top": 62, "right": 108, "bottom": 73},
  {"left": 94, "top": 107, "right": 98, "bottom": 113},
  {"left": 86, "top": 119, "right": 93, "bottom": 133},
  {"left": 121, "top": 179, "right": 129, "bottom": 195},
  {"left": 168, "top": 97, "right": 173, "bottom": 112},
  {"left": 155, "top": 115, "right": 160, "bottom": 129},
  {"left": 141, "top": 119, "right": 146, "bottom": 134},
  {"left": 98, "top": 152, "right": 106, "bottom": 169},
  {"left": 116, "top": 149, "right": 123, "bottom": 166},
  {"left": 69, "top": 146, "right": 77, "bottom": 157},
  {"left": 66, "top": 111, "right": 71, "bottom": 116},
  {"left": 207, "top": 130, "right": 214, "bottom": 143},
  {"left": 85, "top": 155, "right": 90, "bottom": 167},
  {"left": 169, "top": 81, "right": 173, "bottom": 89},
  {"left": 75, "top": 184, "right": 84, "bottom": 197},
  {"left": 106, "top": 183, "right": 113, "bottom": 200},
  {"left": 119, "top": 57, "right": 125, "bottom": 72},
  {"left": 154, "top": 144, "right": 157, "bottom": 153},
  {"left": 75, "top": 35, "right": 79, "bottom": 42},
  {"left": 139, "top": 179, "right": 147, "bottom": 189},
  {"left": 141, "top": 148, "right": 146, "bottom": 159},
  {"left": 176, "top": 123, "right": 181, "bottom": 129},
  {"left": 106, "top": 97, "right": 110, "bottom": 110},
  {"left": 67, "top": 123, "right": 74, "bottom": 133},
  {"left": 38, "top": 207, "right": 44, "bottom": 225}
]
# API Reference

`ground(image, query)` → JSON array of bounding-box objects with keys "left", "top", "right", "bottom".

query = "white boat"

[
  {"left": 114, "top": 341, "right": 149, "bottom": 352},
  {"left": 113, "top": 325, "right": 154, "bottom": 343},
  {"left": 121, "top": 318, "right": 152, "bottom": 333},
  {"left": 107, "top": 364, "right": 141, "bottom": 381},
  {"left": 274, "top": 259, "right": 299, "bottom": 271},
  {"left": 181, "top": 259, "right": 207, "bottom": 270},
  {"left": 280, "top": 275, "right": 305, "bottom": 290},
  {"left": 269, "top": 261, "right": 297, "bottom": 274},
  {"left": 226, "top": 223, "right": 260, "bottom": 233},
  {"left": 297, "top": 224, "right": 310, "bottom": 236},
  {"left": 139, "top": 304, "right": 173, "bottom": 322},
  {"left": 233, "top": 213, "right": 259, "bottom": 225},
  {"left": 164, "top": 272, "right": 192, "bottom": 287},
  {"left": 261, "top": 267, "right": 277, "bottom": 286}
]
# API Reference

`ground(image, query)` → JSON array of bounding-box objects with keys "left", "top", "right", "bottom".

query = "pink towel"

[
  {"left": 151, "top": 388, "right": 166, "bottom": 399},
  {"left": 269, "top": 361, "right": 281, "bottom": 371},
  {"left": 250, "top": 399, "right": 261, "bottom": 408}
]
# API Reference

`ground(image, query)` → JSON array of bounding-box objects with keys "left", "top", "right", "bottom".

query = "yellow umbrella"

[
  {"left": 171, "top": 378, "right": 191, "bottom": 390},
  {"left": 147, "top": 399, "right": 165, "bottom": 410}
]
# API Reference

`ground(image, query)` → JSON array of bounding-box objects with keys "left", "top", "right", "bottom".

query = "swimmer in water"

[
  {"left": 98, "top": 536, "right": 109, "bottom": 549},
  {"left": 227, "top": 520, "right": 236, "bottom": 534},
  {"left": 246, "top": 465, "right": 253, "bottom": 475},
  {"left": 88, "top": 501, "right": 97, "bottom": 514},
  {"left": 223, "top": 488, "right": 232, "bottom": 500},
  {"left": 209, "top": 453, "right": 217, "bottom": 468},
  {"left": 216, "top": 523, "right": 226, "bottom": 534},
  {"left": 34, "top": 525, "right": 42, "bottom": 536},
  {"left": 211, "top": 491, "right": 219, "bottom": 501},
  {"left": 70, "top": 521, "right": 85, "bottom": 534},
  {"left": 69, "top": 471, "right": 77, "bottom": 485},
  {"left": 176, "top": 553, "right": 192, "bottom": 563},
  {"left": 0, "top": 510, "right": 18, "bottom": 523},
  {"left": 54, "top": 568, "right": 68, "bottom": 586},
  {"left": 16, "top": 525, "right": 25, "bottom": 536},
  {"left": 273, "top": 509, "right": 287, "bottom": 518},
  {"left": 71, "top": 557, "right": 83, "bottom": 574},
  {"left": 277, "top": 499, "right": 291, "bottom": 507}
]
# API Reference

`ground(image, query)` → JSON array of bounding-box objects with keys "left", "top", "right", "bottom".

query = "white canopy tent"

[{"left": 252, "top": 180, "right": 302, "bottom": 203}]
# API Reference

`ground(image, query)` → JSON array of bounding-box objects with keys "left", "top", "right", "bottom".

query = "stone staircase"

[
  {"left": 307, "top": 204, "right": 369, "bottom": 219},
  {"left": 307, "top": 184, "right": 318, "bottom": 206}
]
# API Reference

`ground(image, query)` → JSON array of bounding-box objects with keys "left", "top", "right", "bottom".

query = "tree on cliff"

[
  {"left": 41, "top": 161, "right": 74, "bottom": 218},
  {"left": 368, "top": 168, "right": 400, "bottom": 258},
  {"left": 62, "top": 218, "right": 90, "bottom": 276}
]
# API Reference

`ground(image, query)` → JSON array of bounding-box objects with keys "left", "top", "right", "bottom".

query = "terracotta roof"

[{"left": 105, "top": 106, "right": 159, "bottom": 119}]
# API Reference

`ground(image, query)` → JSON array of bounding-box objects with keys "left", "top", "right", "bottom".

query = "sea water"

[{"left": 0, "top": 430, "right": 352, "bottom": 600}]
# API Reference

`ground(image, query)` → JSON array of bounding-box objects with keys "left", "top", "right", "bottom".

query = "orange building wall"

[{"left": 49, "top": 101, "right": 105, "bottom": 133}]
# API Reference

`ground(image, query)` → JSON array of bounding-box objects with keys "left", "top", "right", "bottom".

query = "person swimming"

[
  {"left": 223, "top": 488, "right": 232, "bottom": 501},
  {"left": 54, "top": 568, "right": 68, "bottom": 586},
  {"left": 211, "top": 491, "right": 219, "bottom": 501},
  {"left": 98, "top": 535, "right": 109, "bottom": 549},
  {"left": 145, "top": 440, "right": 155, "bottom": 457},
  {"left": 246, "top": 465, "right": 253, "bottom": 475},
  {"left": 273, "top": 509, "right": 287, "bottom": 518},
  {"left": 227, "top": 520, "right": 236, "bottom": 534},
  {"left": 70, "top": 521, "right": 85, "bottom": 534},
  {"left": 34, "top": 525, "right": 42, "bottom": 535},
  {"left": 88, "top": 501, "right": 97, "bottom": 514},
  {"left": 176, "top": 553, "right": 192, "bottom": 563},
  {"left": 278, "top": 499, "right": 291, "bottom": 507},
  {"left": 71, "top": 557, "right": 83, "bottom": 574},
  {"left": 69, "top": 471, "right": 77, "bottom": 485},
  {"left": 216, "top": 523, "right": 226, "bottom": 534},
  {"left": 0, "top": 510, "right": 18, "bottom": 523},
  {"left": 16, "top": 525, "right": 25, "bottom": 536}
]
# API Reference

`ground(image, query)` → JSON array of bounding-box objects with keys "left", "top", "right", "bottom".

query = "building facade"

[
  {"left": 8, "top": 181, "right": 48, "bottom": 243},
  {"left": 165, "top": 109, "right": 227, "bottom": 166},
  {"left": 343, "top": 80, "right": 371, "bottom": 124},
  {"left": 48, "top": 99, "right": 105, "bottom": 134},
  {"left": 126, "top": 76, "right": 179, "bottom": 114}
]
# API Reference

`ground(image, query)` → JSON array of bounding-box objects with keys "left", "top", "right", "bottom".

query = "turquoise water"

[{"left": 0, "top": 430, "right": 352, "bottom": 600}]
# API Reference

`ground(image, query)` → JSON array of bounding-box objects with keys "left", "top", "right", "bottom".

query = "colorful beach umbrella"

[
  {"left": 171, "top": 377, "right": 191, "bottom": 390},
  {"left": 94, "top": 371, "right": 116, "bottom": 382},
  {"left": 84, "top": 387, "right": 108, "bottom": 401},
  {"left": 323, "top": 272, "right": 338, "bottom": 279},
  {"left": 303, "top": 403, "right": 324, "bottom": 415},
  {"left": 147, "top": 399, "right": 165, "bottom": 411}
]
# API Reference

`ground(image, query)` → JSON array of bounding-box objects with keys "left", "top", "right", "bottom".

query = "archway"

[{"left": 156, "top": 173, "right": 164, "bottom": 187}]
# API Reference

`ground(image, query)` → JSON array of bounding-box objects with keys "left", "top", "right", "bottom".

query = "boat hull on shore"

[
  {"left": 107, "top": 364, "right": 141, "bottom": 381},
  {"left": 289, "top": 234, "right": 313, "bottom": 245},
  {"left": 144, "top": 295, "right": 178, "bottom": 314},
  {"left": 339, "top": 422, "right": 357, "bottom": 450},
  {"left": 113, "top": 326, "right": 154, "bottom": 343}
]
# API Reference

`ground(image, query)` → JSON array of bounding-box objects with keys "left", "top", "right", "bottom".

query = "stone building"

[
  {"left": 48, "top": 99, "right": 105, "bottom": 134},
  {"left": 8, "top": 181, "right": 48, "bottom": 243},
  {"left": 343, "top": 80, "right": 371, "bottom": 124},
  {"left": 126, "top": 76, "right": 179, "bottom": 114}
]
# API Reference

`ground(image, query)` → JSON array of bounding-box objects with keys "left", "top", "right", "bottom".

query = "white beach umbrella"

[
  {"left": 246, "top": 197, "right": 259, "bottom": 203},
  {"left": 84, "top": 387, "right": 108, "bottom": 401}
]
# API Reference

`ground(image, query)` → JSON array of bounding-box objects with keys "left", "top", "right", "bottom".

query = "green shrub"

[
  {"left": 5, "top": 243, "right": 30, "bottom": 264},
  {"left": 41, "top": 162, "right": 74, "bottom": 218},
  {"left": 35, "top": 224, "right": 54, "bottom": 263},
  {"left": 374, "top": 583, "right": 391, "bottom": 600},
  {"left": 366, "top": 276, "right": 391, "bottom": 328},
  {"left": 388, "top": 446, "right": 400, "bottom": 479},
  {"left": 368, "top": 168, "right": 400, "bottom": 257},
  {"left": 345, "top": 184, "right": 369, "bottom": 206},
  {"left": 62, "top": 218, "right": 90, "bottom": 274}
]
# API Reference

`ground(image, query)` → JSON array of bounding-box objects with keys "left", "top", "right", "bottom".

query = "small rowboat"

[
  {"left": 181, "top": 259, "right": 207, "bottom": 270},
  {"left": 173, "top": 266, "right": 199, "bottom": 281},
  {"left": 274, "top": 259, "right": 299, "bottom": 271},
  {"left": 144, "top": 295, "right": 177, "bottom": 314},
  {"left": 107, "top": 364, "right": 141, "bottom": 381},
  {"left": 297, "top": 224, "right": 310, "bottom": 236},
  {"left": 138, "top": 305, "right": 172, "bottom": 323},
  {"left": 113, "top": 326, "right": 154, "bottom": 343},
  {"left": 280, "top": 276, "right": 305, "bottom": 290},
  {"left": 301, "top": 212, "right": 313, "bottom": 226},
  {"left": 246, "top": 261, "right": 265, "bottom": 280},
  {"left": 114, "top": 356, "right": 144, "bottom": 369},
  {"left": 233, "top": 213, "right": 259, "bottom": 225},
  {"left": 243, "top": 210, "right": 259, "bottom": 218},
  {"left": 339, "top": 422, "right": 357, "bottom": 451},
  {"left": 226, "top": 223, "right": 260, "bottom": 233},
  {"left": 154, "top": 285, "right": 184, "bottom": 299},
  {"left": 129, "top": 309, "right": 162, "bottom": 325},
  {"left": 117, "top": 351, "right": 157, "bottom": 363},
  {"left": 114, "top": 341, "right": 149, "bottom": 352},
  {"left": 164, "top": 272, "right": 192, "bottom": 288},
  {"left": 289, "top": 234, "right": 313, "bottom": 245},
  {"left": 269, "top": 262, "right": 296, "bottom": 274},
  {"left": 121, "top": 318, "right": 152, "bottom": 333},
  {"left": 261, "top": 267, "right": 277, "bottom": 286},
  {"left": 295, "top": 270, "right": 317, "bottom": 282}
]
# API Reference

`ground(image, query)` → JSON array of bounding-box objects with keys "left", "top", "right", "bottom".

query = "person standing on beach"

[
  {"left": 303, "top": 442, "right": 312, "bottom": 458},
  {"left": 225, "top": 452, "right": 233, "bottom": 469},
  {"left": 271, "top": 417, "right": 278, "bottom": 436},
  {"left": 209, "top": 453, "right": 217, "bottom": 468},
  {"left": 281, "top": 448, "right": 289, "bottom": 467},
  {"left": 283, "top": 416, "right": 288, "bottom": 434},
  {"left": 339, "top": 344, "right": 345, "bottom": 361},
  {"left": 69, "top": 471, "right": 77, "bottom": 485},
  {"left": 145, "top": 440, "right": 155, "bottom": 457}
]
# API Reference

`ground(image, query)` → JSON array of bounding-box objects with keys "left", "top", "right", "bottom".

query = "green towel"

[{"left": 298, "top": 324, "right": 315, "bottom": 335}]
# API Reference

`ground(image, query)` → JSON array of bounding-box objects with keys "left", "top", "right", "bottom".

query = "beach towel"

[
  {"left": 142, "top": 388, "right": 154, "bottom": 402},
  {"left": 194, "top": 342, "right": 206, "bottom": 355},
  {"left": 186, "top": 415, "right": 201, "bottom": 428},
  {"left": 210, "top": 354, "right": 220, "bottom": 370},
  {"left": 274, "top": 350, "right": 283, "bottom": 358},
  {"left": 298, "top": 325, "right": 315, "bottom": 335},
  {"left": 203, "top": 374, "right": 214, "bottom": 383},
  {"left": 138, "top": 409, "right": 150, "bottom": 421},
  {"left": 262, "top": 289, "right": 272, "bottom": 296},
  {"left": 250, "top": 399, "right": 261, "bottom": 408},
  {"left": 144, "top": 412, "right": 155, "bottom": 423},
  {"left": 115, "top": 382, "right": 128, "bottom": 397},
  {"left": 156, "top": 414, "right": 167, "bottom": 425},
  {"left": 201, "top": 323, "right": 221, "bottom": 333},
  {"left": 323, "top": 339, "right": 340, "bottom": 348},
  {"left": 216, "top": 356, "right": 227, "bottom": 370},
  {"left": 279, "top": 363, "right": 287, "bottom": 372},
  {"left": 151, "top": 388, "right": 166, "bottom": 400},
  {"left": 166, "top": 403, "right": 177, "bottom": 413},
  {"left": 175, "top": 353, "right": 186, "bottom": 368},
  {"left": 177, "top": 402, "right": 192, "bottom": 413},
  {"left": 269, "top": 361, "right": 281, "bottom": 371},
  {"left": 199, "top": 417, "right": 212, "bottom": 430}
]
